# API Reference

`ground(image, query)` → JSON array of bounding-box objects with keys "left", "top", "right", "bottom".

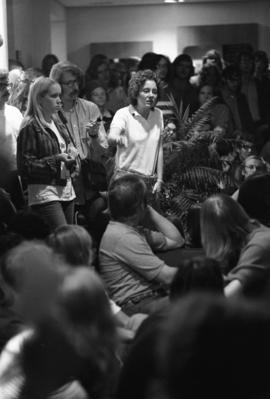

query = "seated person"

[
  {"left": 99, "top": 174, "right": 184, "bottom": 315},
  {"left": 159, "top": 294, "right": 270, "bottom": 399},
  {"left": 200, "top": 194, "right": 270, "bottom": 298},
  {"left": 238, "top": 172, "right": 270, "bottom": 227},
  {"left": 195, "top": 83, "right": 234, "bottom": 137},
  {"left": 116, "top": 256, "right": 223, "bottom": 399},
  {"left": 48, "top": 224, "right": 148, "bottom": 340},
  {"left": 231, "top": 155, "right": 266, "bottom": 200},
  {"left": 169, "top": 256, "right": 224, "bottom": 301}
]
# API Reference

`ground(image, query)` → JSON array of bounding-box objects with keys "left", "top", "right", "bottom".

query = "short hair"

[
  {"left": 48, "top": 224, "right": 93, "bottom": 267},
  {"left": 128, "top": 69, "right": 161, "bottom": 106},
  {"left": 50, "top": 60, "right": 84, "bottom": 89},
  {"left": 170, "top": 256, "right": 224, "bottom": 301},
  {"left": 238, "top": 172, "right": 270, "bottom": 226},
  {"left": 2, "top": 241, "right": 58, "bottom": 292},
  {"left": 108, "top": 174, "right": 147, "bottom": 221},
  {"left": 200, "top": 194, "right": 252, "bottom": 267},
  {"left": 242, "top": 154, "right": 265, "bottom": 169},
  {"left": 21, "top": 76, "right": 61, "bottom": 130},
  {"left": 160, "top": 293, "right": 270, "bottom": 399}
]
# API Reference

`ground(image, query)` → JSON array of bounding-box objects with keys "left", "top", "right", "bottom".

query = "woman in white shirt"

[{"left": 108, "top": 69, "right": 164, "bottom": 203}]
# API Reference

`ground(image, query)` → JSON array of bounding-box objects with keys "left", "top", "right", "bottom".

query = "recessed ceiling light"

[{"left": 164, "top": 0, "right": 185, "bottom": 3}]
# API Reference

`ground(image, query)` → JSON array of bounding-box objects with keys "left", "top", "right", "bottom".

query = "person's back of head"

[
  {"left": 137, "top": 52, "right": 159, "bottom": 71},
  {"left": 238, "top": 172, "right": 270, "bottom": 226},
  {"left": 159, "top": 293, "right": 270, "bottom": 399},
  {"left": 2, "top": 240, "right": 63, "bottom": 323},
  {"left": 20, "top": 267, "right": 116, "bottom": 399},
  {"left": 200, "top": 194, "right": 252, "bottom": 268},
  {"left": 48, "top": 224, "right": 93, "bottom": 267},
  {"left": 41, "top": 53, "right": 59, "bottom": 77},
  {"left": 58, "top": 267, "right": 117, "bottom": 396},
  {"left": 108, "top": 175, "right": 147, "bottom": 222},
  {"left": 169, "top": 256, "right": 224, "bottom": 301}
]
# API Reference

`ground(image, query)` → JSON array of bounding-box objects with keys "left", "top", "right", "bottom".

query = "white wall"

[
  {"left": 0, "top": 0, "right": 8, "bottom": 69},
  {"left": 50, "top": 0, "right": 67, "bottom": 62},
  {"left": 8, "top": 0, "right": 51, "bottom": 68},
  {"left": 66, "top": 1, "right": 270, "bottom": 71}
]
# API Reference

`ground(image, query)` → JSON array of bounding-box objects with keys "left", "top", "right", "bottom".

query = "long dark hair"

[{"left": 200, "top": 194, "right": 254, "bottom": 271}]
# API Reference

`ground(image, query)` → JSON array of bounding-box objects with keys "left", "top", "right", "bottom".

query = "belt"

[
  {"left": 114, "top": 168, "right": 157, "bottom": 180},
  {"left": 121, "top": 288, "right": 168, "bottom": 306}
]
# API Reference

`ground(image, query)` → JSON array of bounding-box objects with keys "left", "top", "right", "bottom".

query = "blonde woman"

[{"left": 17, "top": 77, "right": 78, "bottom": 230}]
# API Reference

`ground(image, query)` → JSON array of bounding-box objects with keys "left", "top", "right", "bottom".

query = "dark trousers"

[
  {"left": 31, "top": 200, "right": 75, "bottom": 232},
  {"left": 1, "top": 170, "right": 25, "bottom": 210}
]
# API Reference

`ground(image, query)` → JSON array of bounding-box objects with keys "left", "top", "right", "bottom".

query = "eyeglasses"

[{"left": 61, "top": 79, "right": 78, "bottom": 87}]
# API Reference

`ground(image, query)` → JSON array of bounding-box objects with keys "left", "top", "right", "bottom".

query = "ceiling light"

[{"left": 164, "top": 0, "right": 185, "bottom": 2}]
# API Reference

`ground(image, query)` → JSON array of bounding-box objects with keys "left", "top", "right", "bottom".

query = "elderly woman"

[
  {"left": 17, "top": 76, "right": 78, "bottom": 230},
  {"left": 200, "top": 193, "right": 270, "bottom": 298},
  {"left": 108, "top": 69, "right": 164, "bottom": 202}
]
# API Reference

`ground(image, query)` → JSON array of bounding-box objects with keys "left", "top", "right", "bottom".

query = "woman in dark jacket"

[{"left": 17, "top": 77, "right": 78, "bottom": 230}]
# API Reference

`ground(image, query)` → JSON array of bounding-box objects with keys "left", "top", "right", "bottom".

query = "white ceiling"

[{"left": 57, "top": 0, "right": 249, "bottom": 7}]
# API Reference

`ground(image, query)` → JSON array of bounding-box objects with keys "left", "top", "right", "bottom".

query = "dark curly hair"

[{"left": 128, "top": 69, "right": 161, "bottom": 106}]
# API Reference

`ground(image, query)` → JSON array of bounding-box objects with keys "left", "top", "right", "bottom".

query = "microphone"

[
  {"left": 58, "top": 110, "right": 68, "bottom": 125},
  {"left": 58, "top": 110, "right": 77, "bottom": 148}
]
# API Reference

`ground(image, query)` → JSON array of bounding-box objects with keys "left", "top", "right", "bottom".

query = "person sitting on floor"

[
  {"left": 238, "top": 172, "right": 270, "bottom": 227},
  {"left": 200, "top": 193, "right": 270, "bottom": 298},
  {"left": 99, "top": 174, "right": 184, "bottom": 316},
  {"left": 231, "top": 155, "right": 266, "bottom": 200},
  {"left": 159, "top": 293, "right": 270, "bottom": 399},
  {"left": 48, "top": 224, "right": 148, "bottom": 339},
  {"left": 116, "top": 255, "right": 224, "bottom": 399}
]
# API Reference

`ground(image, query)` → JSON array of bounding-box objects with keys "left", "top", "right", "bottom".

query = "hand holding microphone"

[{"left": 85, "top": 118, "right": 101, "bottom": 138}]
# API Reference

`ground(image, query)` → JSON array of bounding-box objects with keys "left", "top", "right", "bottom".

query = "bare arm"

[
  {"left": 157, "top": 142, "right": 163, "bottom": 182},
  {"left": 224, "top": 279, "right": 243, "bottom": 298},
  {"left": 146, "top": 205, "right": 185, "bottom": 249},
  {"left": 155, "top": 264, "right": 178, "bottom": 285},
  {"left": 153, "top": 143, "right": 164, "bottom": 194},
  {"left": 108, "top": 124, "right": 127, "bottom": 147}
]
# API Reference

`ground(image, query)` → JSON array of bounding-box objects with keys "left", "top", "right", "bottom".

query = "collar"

[
  {"left": 129, "top": 104, "right": 154, "bottom": 117},
  {"left": 129, "top": 105, "right": 140, "bottom": 117},
  {"left": 63, "top": 98, "right": 79, "bottom": 113},
  {"left": 102, "top": 109, "right": 113, "bottom": 118}
]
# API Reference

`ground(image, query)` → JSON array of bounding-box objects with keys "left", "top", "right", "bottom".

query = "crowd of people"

[{"left": 1, "top": 46, "right": 270, "bottom": 398}]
